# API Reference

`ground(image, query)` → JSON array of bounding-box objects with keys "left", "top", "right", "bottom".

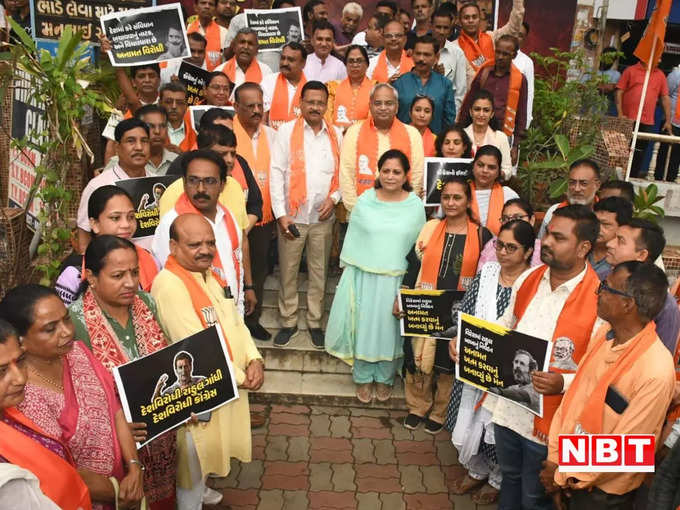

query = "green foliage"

[
  {"left": 2, "top": 19, "right": 112, "bottom": 284},
  {"left": 516, "top": 48, "right": 608, "bottom": 208},
  {"left": 633, "top": 183, "right": 665, "bottom": 223}
]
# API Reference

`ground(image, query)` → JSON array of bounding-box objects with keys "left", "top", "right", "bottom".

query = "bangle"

[
  {"left": 244, "top": 285, "right": 255, "bottom": 291},
  {"left": 128, "top": 459, "right": 145, "bottom": 472}
]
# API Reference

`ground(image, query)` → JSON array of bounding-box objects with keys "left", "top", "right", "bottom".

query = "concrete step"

[
  {"left": 250, "top": 369, "right": 407, "bottom": 410},
  {"left": 254, "top": 331, "right": 352, "bottom": 374},
  {"left": 261, "top": 289, "right": 334, "bottom": 312},
  {"left": 259, "top": 306, "right": 329, "bottom": 331}
]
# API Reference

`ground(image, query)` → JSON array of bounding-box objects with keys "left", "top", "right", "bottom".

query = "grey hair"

[
  {"left": 514, "top": 349, "right": 538, "bottom": 372},
  {"left": 236, "top": 27, "right": 258, "bottom": 38},
  {"left": 616, "top": 261, "right": 668, "bottom": 323},
  {"left": 369, "top": 82, "right": 399, "bottom": 102},
  {"left": 343, "top": 2, "right": 363, "bottom": 17}
]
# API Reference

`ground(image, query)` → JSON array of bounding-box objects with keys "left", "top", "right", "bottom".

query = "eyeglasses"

[
  {"left": 596, "top": 280, "right": 633, "bottom": 298},
  {"left": 493, "top": 239, "right": 520, "bottom": 254},
  {"left": 500, "top": 214, "right": 529, "bottom": 224},
  {"left": 186, "top": 176, "right": 219, "bottom": 187}
]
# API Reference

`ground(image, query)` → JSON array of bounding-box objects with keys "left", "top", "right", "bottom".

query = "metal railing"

[{"left": 636, "top": 131, "right": 680, "bottom": 183}]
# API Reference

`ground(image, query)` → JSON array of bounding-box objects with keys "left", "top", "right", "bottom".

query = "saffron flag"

[{"left": 633, "top": 0, "right": 671, "bottom": 67}]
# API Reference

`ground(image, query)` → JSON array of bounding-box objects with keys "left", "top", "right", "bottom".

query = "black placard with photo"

[
  {"left": 399, "top": 289, "right": 465, "bottom": 338},
  {"left": 423, "top": 157, "right": 473, "bottom": 206},
  {"left": 245, "top": 7, "right": 304, "bottom": 52},
  {"left": 116, "top": 175, "right": 179, "bottom": 238}
]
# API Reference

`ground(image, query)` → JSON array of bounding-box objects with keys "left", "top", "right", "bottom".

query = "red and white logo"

[{"left": 558, "top": 434, "right": 655, "bottom": 473}]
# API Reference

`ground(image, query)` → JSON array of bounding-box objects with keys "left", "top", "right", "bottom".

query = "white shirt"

[
  {"left": 351, "top": 31, "right": 366, "bottom": 45},
  {"left": 160, "top": 59, "right": 207, "bottom": 85},
  {"left": 513, "top": 49, "right": 534, "bottom": 128},
  {"left": 105, "top": 149, "right": 178, "bottom": 176},
  {"left": 101, "top": 98, "right": 158, "bottom": 141},
  {"left": 475, "top": 186, "right": 519, "bottom": 227},
  {"left": 303, "top": 53, "right": 347, "bottom": 83},
  {"left": 491, "top": 265, "right": 591, "bottom": 444},
  {"left": 270, "top": 119, "right": 343, "bottom": 224},
  {"left": 153, "top": 206, "right": 244, "bottom": 315},
  {"left": 440, "top": 41, "right": 468, "bottom": 111},
  {"left": 192, "top": 21, "right": 229, "bottom": 53},
  {"left": 261, "top": 72, "right": 299, "bottom": 115},
  {"left": 0, "top": 464, "right": 60, "bottom": 510},
  {"left": 464, "top": 125, "right": 513, "bottom": 180},
  {"left": 168, "top": 122, "right": 186, "bottom": 146}
]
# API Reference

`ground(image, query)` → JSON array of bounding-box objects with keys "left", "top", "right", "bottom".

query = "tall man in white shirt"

[
  {"left": 270, "top": 81, "right": 343, "bottom": 348},
  {"left": 513, "top": 21, "right": 534, "bottom": 128},
  {"left": 303, "top": 20, "right": 347, "bottom": 83},
  {"left": 262, "top": 42, "right": 308, "bottom": 129}
]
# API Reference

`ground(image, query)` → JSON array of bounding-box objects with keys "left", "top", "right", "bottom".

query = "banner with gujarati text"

[
  {"left": 245, "top": 7, "right": 303, "bottom": 52},
  {"left": 423, "top": 157, "right": 472, "bottom": 206},
  {"left": 116, "top": 175, "right": 179, "bottom": 238}
]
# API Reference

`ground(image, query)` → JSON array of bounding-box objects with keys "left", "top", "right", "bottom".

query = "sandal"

[
  {"left": 375, "top": 383, "right": 393, "bottom": 402},
  {"left": 471, "top": 483, "right": 500, "bottom": 505},
  {"left": 356, "top": 383, "right": 373, "bottom": 403},
  {"left": 451, "top": 473, "right": 486, "bottom": 495}
]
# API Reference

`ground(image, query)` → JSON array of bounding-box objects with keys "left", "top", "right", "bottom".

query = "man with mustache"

[
  {"left": 158, "top": 26, "right": 187, "bottom": 60},
  {"left": 187, "top": 0, "right": 229, "bottom": 71},
  {"left": 490, "top": 205, "right": 601, "bottom": 510},
  {"left": 77, "top": 118, "right": 153, "bottom": 252},
  {"left": 222, "top": 0, "right": 281, "bottom": 72},
  {"left": 303, "top": 20, "right": 346, "bottom": 83},
  {"left": 270, "top": 81, "right": 343, "bottom": 348},
  {"left": 152, "top": 150, "right": 246, "bottom": 324},
  {"left": 367, "top": 19, "right": 413, "bottom": 84},
  {"left": 159, "top": 82, "right": 189, "bottom": 146},
  {"left": 151, "top": 212, "right": 263, "bottom": 510},
  {"left": 261, "top": 42, "right": 308, "bottom": 130},
  {"left": 489, "top": 349, "right": 540, "bottom": 414},
  {"left": 216, "top": 28, "right": 272, "bottom": 90},
  {"left": 538, "top": 159, "right": 601, "bottom": 239},
  {"left": 393, "top": 35, "right": 456, "bottom": 135},
  {"left": 233, "top": 82, "right": 278, "bottom": 340}
]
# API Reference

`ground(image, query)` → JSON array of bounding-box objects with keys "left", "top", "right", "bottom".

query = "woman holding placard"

[
  {"left": 400, "top": 176, "right": 492, "bottom": 435},
  {"left": 445, "top": 219, "right": 536, "bottom": 505},
  {"left": 0, "top": 284, "right": 145, "bottom": 510},
  {"left": 68, "top": 235, "right": 177, "bottom": 510}
]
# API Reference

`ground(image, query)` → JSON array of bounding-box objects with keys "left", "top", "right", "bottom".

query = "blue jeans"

[{"left": 495, "top": 425, "right": 553, "bottom": 510}]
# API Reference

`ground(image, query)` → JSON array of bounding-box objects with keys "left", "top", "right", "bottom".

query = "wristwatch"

[{"left": 128, "top": 459, "right": 145, "bottom": 472}]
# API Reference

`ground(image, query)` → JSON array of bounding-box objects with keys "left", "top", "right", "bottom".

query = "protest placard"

[
  {"left": 456, "top": 313, "right": 553, "bottom": 417},
  {"left": 177, "top": 61, "right": 211, "bottom": 106},
  {"left": 31, "top": 0, "right": 152, "bottom": 43},
  {"left": 189, "top": 105, "right": 235, "bottom": 132},
  {"left": 116, "top": 175, "right": 179, "bottom": 238},
  {"left": 245, "top": 7, "right": 303, "bottom": 52},
  {"left": 423, "top": 157, "right": 472, "bottom": 206},
  {"left": 399, "top": 289, "right": 465, "bottom": 338},
  {"left": 101, "top": 3, "right": 190, "bottom": 66},
  {"left": 113, "top": 326, "right": 239, "bottom": 447}
]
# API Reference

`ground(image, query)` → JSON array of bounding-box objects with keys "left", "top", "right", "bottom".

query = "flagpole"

[{"left": 624, "top": 35, "right": 657, "bottom": 181}]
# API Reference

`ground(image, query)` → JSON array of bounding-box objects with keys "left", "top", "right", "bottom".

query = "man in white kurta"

[{"left": 151, "top": 213, "right": 263, "bottom": 510}]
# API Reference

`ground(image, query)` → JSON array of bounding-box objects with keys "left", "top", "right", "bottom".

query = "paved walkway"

[{"left": 213, "top": 403, "right": 498, "bottom": 510}]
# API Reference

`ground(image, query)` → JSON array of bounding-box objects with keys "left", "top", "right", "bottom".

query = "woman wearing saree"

[
  {"left": 68, "top": 235, "right": 177, "bottom": 510},
  {"left": 0, "top": 285, "right": 144, "bottom": 510}
]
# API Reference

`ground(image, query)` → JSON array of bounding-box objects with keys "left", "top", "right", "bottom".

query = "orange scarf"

[
  {"left": 174, "top": 192, "right": 241, "bottom": 296},
  {"left": 187, "top": 19, "right": 223, "bottom": 71},
  {"left": 475, "top": 60, "right": 523, "bottom": 136},
  {"left": 674, "top": 93, "right": 680, "bottom": 125},
  {"left": 559, "top": 322, "right": 659, "bottom": 435},
  {"left": 355, "top": 118, "right": 412, "bottom": 196},
  {"left": 372, "top": 50, "right": 414, "bottom": 83},
  {"left": 457, "top": 30, "right": 494, "bottom": 71},
  {"left": 288, "top": 117, "right": 340, "bottom": 216},
  {"left": 331, "top": 77, "right": 374, "bottom": 128},
  {"left": 470, "top": 181, "right": 504, "bottom": 235},
  {"left": 233, "top": 115, "right": 273, "bottom": 224},
  {"left": 222, "top": 57, "right": 263, "bottom": 84},
  {"left": 512, "top": 264, "right": 600, "bottom": 441},
  {"left": 0, "top": 408, "right": 92, "bottom": 510},
  {"left": 136, "top": 246, "right": 158, "bottom": 292},
  {"left": 422, "top": 127, "right": 436, "bottom": 157},
  {"left": 231, "top": 157, "right": 248, "bottom": 191},
  {"left": 419, "top": 219, "right": 480, "bottom": 291},
  {"left": 269, "top": 73, "right": 307, "bottom": 130},
  {"left": 164, "top": 255, "right": 234, "bottom": 360},
  {"left": 179, "top": 109, "right": 196, "bottom": 152}
]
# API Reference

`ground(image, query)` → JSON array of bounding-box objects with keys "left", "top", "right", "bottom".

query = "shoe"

[
  {"left": 403, "top": 413, "right": 422, "bottom": 430},
  {"left": 356, "top": 383, "right": 373, "bottom": 403},
  {"left": 309, "top": 328, "right": 325, "bottom": 349},
  {"left": 375, "top": 383, "right": 392, "bottom": 402},
  {"left": 274, "top": 326, "right": 298, "bottom": 347},
  {"left": 424, "top": 418, "right": 443, "bottom": 435},
  {"left": 250, "top": 411, "right": 266, "bottom": 429},
  {"left": 247, "top": 322, "right": 271, "bottom": 341}
]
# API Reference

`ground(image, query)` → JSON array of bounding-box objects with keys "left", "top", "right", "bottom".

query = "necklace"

[{"left": 28, "top": 364, "right": 64, "bottom": 391}]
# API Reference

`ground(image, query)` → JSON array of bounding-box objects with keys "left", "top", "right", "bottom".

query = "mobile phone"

[{"left": 288, "top": 224, "right": 301, "bottom": 238}]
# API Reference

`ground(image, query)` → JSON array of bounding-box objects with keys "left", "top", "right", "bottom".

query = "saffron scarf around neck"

[
  {"left": 372, "top": 50, "right": 413, "bottom": 82},
  {"left": 332, "top": 77, "right": 374, "bottom": 127},
  {"left": 187, "top": 19, "right": 222, "bottom": 71},
  {"left": 233, "top": 115, "right": 274, "bottom": 224},
  {"left": 80, "top": 244, "right": 157, "bottom": 291},
  {"left": 355, "top": 118, "right": 412, "bottom": 196},
  {"left": 222, "top": 57, "right": 263, "bottom": 84},
  {"left": 422, "top": 127, "right": 436, "bottom": 157},
  {"left": 418, "top": 218, "right": 480, "bottom": 291},
  {"left": 457, "top": 30, "right": 494, "bottom": 71},
  {"left": 559, "top": 321, "right": 659, "bottom": 435},
  {"left": 174, "top": 192, "right": 241, "bottom": 297},
  {"left": 288, "top": 117, "right": 340, "bottom": 216},
  {"left": 164, "top": 255, "right": 234, "bottom": 360},
  {"left": 0, "top": 407, "right": 92, "bottom": 510},
  {"left": 469, "top": 181, "right": 504, "bottom": 235},
  {"left": 269, "top": 72, "right": 307, "bottom": 129},
  {"left": 512, "top": 264, "right": 600, "bottom": 441},
  {"left": 474, "top": 60, "right": 523, "bottom": 137}
]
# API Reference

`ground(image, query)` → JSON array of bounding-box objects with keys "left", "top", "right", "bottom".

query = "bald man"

[{"left": 151, "top": 213, "right": 263, "bottom": 509}]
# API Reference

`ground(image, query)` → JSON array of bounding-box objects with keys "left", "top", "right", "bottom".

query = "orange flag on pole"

[{"left": 633, "top": 0, "right": 671, "bottom": 67}]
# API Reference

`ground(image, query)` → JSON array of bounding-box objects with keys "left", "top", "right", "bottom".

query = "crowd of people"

[{"left": 2, "top": 0, "right": 680, "bottom": 509}]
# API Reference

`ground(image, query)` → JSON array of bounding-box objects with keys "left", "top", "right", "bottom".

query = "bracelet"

[
  {"left": 244, "top": 285, "right": 255, "bottom": 291},
  {"left": 128, "top": 459, "right": 145, "bottom": 472}
]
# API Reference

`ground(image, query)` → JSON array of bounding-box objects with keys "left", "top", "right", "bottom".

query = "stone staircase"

[{"left": 250, "top": 269, "right": 406, "bottom": 410}]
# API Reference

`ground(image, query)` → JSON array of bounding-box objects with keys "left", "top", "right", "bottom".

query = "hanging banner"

[
  {"left": 423, "top": 157, "right": 472, "bottom": 206},
  {"left": 244, "top": 7, "right": 303, "bottom": 52}
]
